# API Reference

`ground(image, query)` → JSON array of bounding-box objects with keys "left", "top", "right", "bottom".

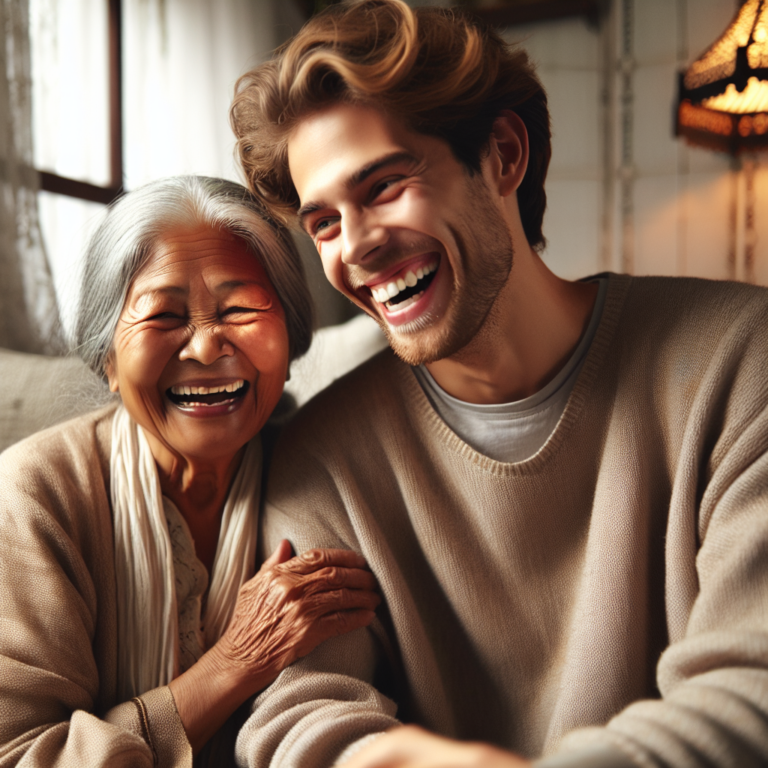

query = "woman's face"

[{"left": 107, "top": 225, "right": 290, "bottom": 463}]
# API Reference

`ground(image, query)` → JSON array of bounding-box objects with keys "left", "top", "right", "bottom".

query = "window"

[{"left": 30, "top": 0, "right": 122, "bottom": 332}]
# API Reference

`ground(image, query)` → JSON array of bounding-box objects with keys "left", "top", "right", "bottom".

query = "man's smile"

[
  {"left": 349, "top": 250, "right": 448, "bottom": 330},
  {"left": 369, "top": 258, "right": 439, "bottom": 308}
]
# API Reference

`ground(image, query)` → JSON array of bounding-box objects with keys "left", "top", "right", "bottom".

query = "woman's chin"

[{"left": 161, "top": 404, "right": 263, "bottom": 466}]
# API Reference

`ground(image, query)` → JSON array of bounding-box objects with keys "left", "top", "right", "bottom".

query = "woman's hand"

[
  {"left": 216, "top": 539, "right": 381, "bottom": 686},
  {"left": 169, "top": 540, "right": 380, "bottom": 753},
  {"left": 341, "top": 726, "right": 532, "bottom": 768}
]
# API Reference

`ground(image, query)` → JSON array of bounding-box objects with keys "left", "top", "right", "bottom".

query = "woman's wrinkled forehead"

[{"left": 126, "top": 225, "right": 277, "bottom": 305}]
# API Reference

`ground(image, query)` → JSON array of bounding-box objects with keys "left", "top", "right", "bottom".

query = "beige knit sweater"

[
  {"left": 242, "top": 274, "right": 768, "bottom": 768},
  {"left": 0, "top": 406, "right": 247, "bottom": 767}
]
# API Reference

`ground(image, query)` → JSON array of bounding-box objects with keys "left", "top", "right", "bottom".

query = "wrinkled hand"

[
  {"left": 215, "top": 540, "right": 380, "bottom": 689},
  {"left": 341, "top": 726, "right": 532, "bottom": 768}
]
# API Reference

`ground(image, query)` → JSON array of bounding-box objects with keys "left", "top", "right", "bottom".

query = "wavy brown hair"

[{"left": 231, "top": 0, "right": 551, "bottom": 250}]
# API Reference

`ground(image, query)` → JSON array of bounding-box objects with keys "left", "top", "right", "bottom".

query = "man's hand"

[{"left": 340, "top": 726, "right": 532, "bottom": 768}]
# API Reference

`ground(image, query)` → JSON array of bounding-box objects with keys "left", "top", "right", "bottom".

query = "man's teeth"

[
  {"left": 372, "top": 262, "right": 437, "bottom": 304},
  {"left": 170, "top": 380, "right": 244, "bottom": 396}
]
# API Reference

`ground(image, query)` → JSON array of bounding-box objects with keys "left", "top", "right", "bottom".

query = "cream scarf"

[{"left": 110, "top": 405, "right": 261, "bottom": 701}]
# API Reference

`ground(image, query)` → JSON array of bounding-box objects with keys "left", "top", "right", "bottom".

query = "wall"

[{"left": 505, "top": 0, "right": 767, "bottom": 286}]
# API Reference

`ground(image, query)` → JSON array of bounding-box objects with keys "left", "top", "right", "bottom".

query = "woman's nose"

[{"left": 178, "top": 326, "right": 235, "bottom": 365}]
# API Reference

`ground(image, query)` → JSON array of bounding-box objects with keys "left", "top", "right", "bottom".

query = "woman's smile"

[{"left": 167, "top": 378, "right": 251, "bottom": 417}]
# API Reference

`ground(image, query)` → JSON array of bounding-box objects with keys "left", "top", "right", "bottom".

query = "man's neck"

[{"left": 425, "top": 248, "right": 599, "bottom": 405}]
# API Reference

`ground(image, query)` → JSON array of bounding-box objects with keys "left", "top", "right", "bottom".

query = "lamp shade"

[{"left": 676, "top": 0, "right": 768, "bottom": 153}]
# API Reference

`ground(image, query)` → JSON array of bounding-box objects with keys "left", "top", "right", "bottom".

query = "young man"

[{"left": 230, "top": 2, "right": 768, "bottom": 766}]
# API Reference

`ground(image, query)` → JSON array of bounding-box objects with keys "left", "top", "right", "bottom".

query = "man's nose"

[
  {"left": 340, "top": 209, "right": 388, "bottom": 265},
  {"left": 178, "top": 326, "right": 235, "bottom": 365}
]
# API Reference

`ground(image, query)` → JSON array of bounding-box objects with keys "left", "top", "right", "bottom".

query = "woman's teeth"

[
  {"left": 372, "top": 262, "right": 437, "bottom": 305},
  {"left": 170, "top": 380, "right": 244, "bottom": 396},
  {"left": 167, "top": 379, "right": 249, "bottom": 409}
]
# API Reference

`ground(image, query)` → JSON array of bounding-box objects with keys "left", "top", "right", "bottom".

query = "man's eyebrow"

[
  {"left": 297, "top": 150, "right": 419, "bottom": 231},
  {"left": 347, "top": 151, "right": 418, "bottom": 190},
  {"left": 297, "top": 202, "right": 325, "bottom": 232}
]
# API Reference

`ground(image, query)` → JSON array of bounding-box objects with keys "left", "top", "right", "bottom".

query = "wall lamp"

[{"left": 676, "top": 0, "right": 768, "bottom": 154}]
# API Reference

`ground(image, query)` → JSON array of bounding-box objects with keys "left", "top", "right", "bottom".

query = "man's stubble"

[{"left": 378, "top": 175, "right": 515, "bottom": 368}]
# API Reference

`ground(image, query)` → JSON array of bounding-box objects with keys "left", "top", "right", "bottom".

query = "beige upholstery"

[{"left": 0, "top": 348, "right": 106, "bottom": 453}]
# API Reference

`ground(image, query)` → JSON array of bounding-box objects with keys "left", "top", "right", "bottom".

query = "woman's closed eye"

[
  {"left": 222, "top": 306, "right": 265, "bottom": 322},
  {"left": 144, "top": 311, "right": 185, "bottom": 327}
]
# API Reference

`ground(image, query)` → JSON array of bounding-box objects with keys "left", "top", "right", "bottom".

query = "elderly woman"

[{"left": 0, "top": 177, "right": 379, "bottom": 766}]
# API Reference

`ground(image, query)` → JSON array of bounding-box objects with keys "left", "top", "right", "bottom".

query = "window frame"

[{"left": 38, "top": 0, "right": 123, "bottom": 205}]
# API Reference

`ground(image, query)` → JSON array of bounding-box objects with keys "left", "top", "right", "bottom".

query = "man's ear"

[
  {"left": 105, "top": 354, "right": 119, "bottom": 393},
  {"left": 486, "top": 110, "right": 529, "bottom": 198}
]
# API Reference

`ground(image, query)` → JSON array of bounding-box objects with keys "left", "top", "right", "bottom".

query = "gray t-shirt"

[{"left": 412, "top": 279, "right": 608, "bottom": 463}]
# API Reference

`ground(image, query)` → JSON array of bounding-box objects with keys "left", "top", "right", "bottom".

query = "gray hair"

[{"left": 74, "top": 176, "right": 313, "bottom": 379}]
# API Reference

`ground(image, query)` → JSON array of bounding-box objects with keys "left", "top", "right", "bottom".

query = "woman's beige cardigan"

[{"left": 0, "top": 405, "right": 236, "bottom": 767}]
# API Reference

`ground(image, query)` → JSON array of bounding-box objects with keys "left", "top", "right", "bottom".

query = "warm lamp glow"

[
  {"left": 676, "top": 0, "right": 768, "bottom": 153},
  {"left": 703, "top": 77, "right": 768, "bottom": 112}
]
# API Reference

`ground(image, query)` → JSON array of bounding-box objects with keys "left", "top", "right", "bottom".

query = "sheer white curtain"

[
  {"left": 123, "top": 0, "right": 280, "bottom": 187},
  {"left": 0, "top": 0, "right": 61, "bottom": 353},
  {"left": 31, "top": 0, "right": 111, "bottom": 338}
]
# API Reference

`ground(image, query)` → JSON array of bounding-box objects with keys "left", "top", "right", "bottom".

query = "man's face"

[{"left": 287, "top": 103, "right": 514, "bottom": 366}]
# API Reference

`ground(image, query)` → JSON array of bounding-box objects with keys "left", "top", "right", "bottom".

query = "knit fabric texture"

[{"left": 241, "top": 274, "right": 768, "bottom": 768}]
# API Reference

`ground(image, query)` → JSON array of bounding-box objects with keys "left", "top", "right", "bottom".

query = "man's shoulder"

[
  {"left": 284, "top": 347, "right": 408, "bottom": 439},
  {"left": 264, "top": 348, "right": 414, "bottom": 537},
  {"left": 266, "top": 347, "right": 421, "bottom": 491},
  {"left": 622, "top": 274, "right": 767, "bottom": 324},
  {"left": 604, "top": 274, "right": 767, "bottom": 375},
  {"left": 601, "top": 274, "right": 767, "bottom": 359}
]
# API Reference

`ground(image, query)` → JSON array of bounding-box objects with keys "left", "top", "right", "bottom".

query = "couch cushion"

[{"left": 0, "top": 348, "right": 109, "bottom": 453}]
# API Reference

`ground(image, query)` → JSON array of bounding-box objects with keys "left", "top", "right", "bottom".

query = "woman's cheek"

[
  {"left": 134, "top": 343, "right": 172, "bottom": 388},
  {"left": 248, "top": 320, "right": 290, "bottom": 375}
]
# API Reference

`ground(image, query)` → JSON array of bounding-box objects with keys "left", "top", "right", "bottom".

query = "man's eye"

[
  {"left": 371, "top": 177, "right": 402, "bottom": 201},
  {"left": 313, "top": 218, "right": 338, "bottom": 236}
]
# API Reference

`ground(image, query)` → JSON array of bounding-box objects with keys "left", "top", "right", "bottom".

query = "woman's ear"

[
  {"left": 487, "top": 110, "right": 529, "bottom": 197},
  {"left": 105, "top": 354, "right": 119, "bottom": 393}
]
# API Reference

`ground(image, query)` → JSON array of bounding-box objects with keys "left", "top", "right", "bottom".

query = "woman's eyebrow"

[
  {"left": 133, "top": 285, "right": 187, "bottom": 302},
  {"left": 215, "top": 279, "right": 268, "bottom": 292}
]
